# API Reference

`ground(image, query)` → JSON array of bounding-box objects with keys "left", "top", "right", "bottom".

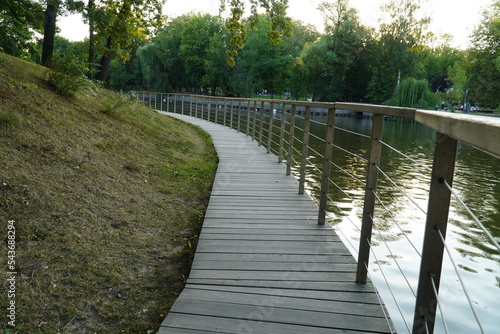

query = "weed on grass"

[{"left": 0, "top": 52, "right": 217, "bottom": 333}]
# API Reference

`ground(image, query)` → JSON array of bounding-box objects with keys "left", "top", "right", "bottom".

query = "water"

[{"left": 282, "top": 114, "right": 500, "bottom": 333}]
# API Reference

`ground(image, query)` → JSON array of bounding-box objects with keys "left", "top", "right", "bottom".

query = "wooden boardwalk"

[{"left": 158, "top": 112, "right": 394, "bottom": 334}]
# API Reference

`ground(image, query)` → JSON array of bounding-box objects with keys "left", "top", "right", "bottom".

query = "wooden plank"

[
  {"left": 188, "top": 270, "right": 356, "bottom": 281},
  {"left": 199, "top": 233, "right": 340, "bottom": 242},
  {"left": 191, "top": 260, "right": 356, "bottom": 272},
  {"left": 192, "top": 253, "right": 355, "bottom": 263},
  {"left": 186, "top": 278, "right": 377, "bottom": 293},
  {"left": 186, "top": 284, "right": 381, "bottom": 304}
]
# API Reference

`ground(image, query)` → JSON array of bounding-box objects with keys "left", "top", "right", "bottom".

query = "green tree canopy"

[
  {"left": 465, "top": 0, "right": 500, "bottom": 105},
  {"left": 220, "top": 0, "right": 294, "bottom": 66},
  {"left": 0, "top": 0, "right": 43, "bottom": 57},
  {"left": 93, "top": 0, "right": 164, "bottom": 82},
  {"left": 367, "top": 0, "right": 432, "bottom": 102}
]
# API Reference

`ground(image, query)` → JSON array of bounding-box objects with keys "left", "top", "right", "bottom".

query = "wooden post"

[
  {"left": 246, "top": 100, "right": 251, "bottom": 136},
  {"left": 298, "top": 106, "right": 312, "bottom": 194},
  {"left": 238, "top": 100, "right": 242, "bottom": 132},
  {"left": 208, "top": 98, "right": 212, "bottom": 122},
  {"left": 173, "top": 95, "right": 177, "bottom": 114},
  {"left": 258, "top": 101, "right": 265, "bottom": 146},
  {"left": 267, "top": 101, "right": 274, "bottom": 153},
  {"left": 356, "top": 114, "right": 384, "bottom": 283},
  {"left": 412, "top": 133, "right": 457, "bottom": 334},
  {"left": 230, "top": 100, "right": 234, "bottom": 129},
  {"left": 215, "top": 100, "right": 219, "bottom": 124},
  {"left": 252, "top": 100, "right": 257, "bottom": 141},
  {"left": 167, "top": 94, "right": 170, "bottom": 113},
  {"left": 222, "top": 99, "right": 227, "bottom": 127},
  {"left": 286, "top": 104, "right": 297, "bottom": 176},
  {"left": 318, "top": 107, "right": 336, "bottom": 225},
  {"left": 160, "top": 93, "right": 163, "bottom": 111},
  {"left": 278, "top": 103, "right": 287, "bottom": 163},
  {"left": 189, "top": 95, "right": 193, "bottom": 116},
  {"left": 181, "top": 95, "right": 185, "bottom": 115}
]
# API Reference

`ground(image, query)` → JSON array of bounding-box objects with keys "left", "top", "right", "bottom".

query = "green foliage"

[
  {"left": 367, "top": 0, "right": 432, "bottom": 103},
  {"left": 0, "top": 109, "right": 19, "bottom": 128},
  {"left": 465, "top": 0, "right": 500, "bottom": 105},
  {"left": 47, "top": 53, "right": 98, "bottom": 97},
  {"left": 101, "top": 94, "right": 136, "bottom": 117},
  {"left": 304, "top": 0, "right": 373, "bottom": 102},
  {"left": 0, "top": 0, "right": 43, "bottom": 57},
  {"left": 385, "top": 77, "right": 438, "bottom": 109},
  {"left": 221, "top": 0, "right": 294, "bottom": 66},
  {"left": 234, "top": 16, "right": 294, "bottom": 97}
]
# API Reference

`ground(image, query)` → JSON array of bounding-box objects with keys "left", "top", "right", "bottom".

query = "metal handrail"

[{"left": 136, "top": 92, "right": 499, "bottom": 334}]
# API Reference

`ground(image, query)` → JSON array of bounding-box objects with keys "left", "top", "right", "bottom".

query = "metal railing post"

[
  {"left": 412, "top": 133, "right": 458, "bottom": 334},
  {"left": 166, "top": 94, "right": 170, "bottom": 112},
  {"left": 181, "top": 95, "right": 185, "bottom": 114},
  {"left": 267, "top": 101, "right": 274, "bottom": 153},
  {"left": 223, "top": 99, "right": 227, "bottom": 127},
  {"left": 154, "top": 93, "right": 157, "bottom": 110},
  {"left": 286, "top": 104, "right": 297, "bottom": 176},
  {"left": 298, "top": 106, "right": 312, "bottom": 194},
  {"left": 258, "top": 101, "right": 265, "bottom": 146},
  {"left": 173, "top": 95, "right": 177, "bottom": 114},
  {"left": 278, "top": 103, "right": 287, "bottom": 163},
  {"left": 318, "top": 107, "right": 336, "bottom": 225},
  {"left": 160, "top": 93, "right": 163, "bottom": 111},
  {"left": 356, "top": 114, "right": 384, "bottom": 283}
]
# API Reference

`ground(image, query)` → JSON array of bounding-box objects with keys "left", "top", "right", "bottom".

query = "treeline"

[{"left": 1, "top": 0, "right": 498, "bottom": 108}]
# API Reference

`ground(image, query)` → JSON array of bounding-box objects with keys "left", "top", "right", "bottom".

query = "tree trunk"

[
  {"left": 88, "top": 0, "right": 95, "bottom": 79},
  {"left": 41, "top": 4, "right": 57, "bottom": 66},
  {"left": 96, "top": 37, "right": 113, "bottom": 82}
]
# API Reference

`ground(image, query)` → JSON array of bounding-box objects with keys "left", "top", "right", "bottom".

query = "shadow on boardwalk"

[{"left": 158, "top": 112, "right": 394, "bottom": 334}]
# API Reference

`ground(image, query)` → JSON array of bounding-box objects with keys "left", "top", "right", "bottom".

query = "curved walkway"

[{"left": 158, "top": 112, "right": 394, "bottom": 334}]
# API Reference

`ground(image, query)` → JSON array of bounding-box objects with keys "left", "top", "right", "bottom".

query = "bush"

[
  {"left": 47, "top": 54, "right": 98, "bottom": 97},
  {"left": 385, "top": 77, "right": 439, "bottom": 110},
  {"left": 0, "top": 108, "right": 19, "bottom": 128}
]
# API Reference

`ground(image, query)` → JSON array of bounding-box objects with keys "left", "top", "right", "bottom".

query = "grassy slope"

[{"left": 0, "top": 52, "right": 217, "bottom": 333}]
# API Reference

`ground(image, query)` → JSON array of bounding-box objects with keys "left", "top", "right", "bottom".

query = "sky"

[{"left": 59, "top": 0, "right": 493, "bottom": 49}]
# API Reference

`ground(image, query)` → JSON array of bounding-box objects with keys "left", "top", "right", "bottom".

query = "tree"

[
  {"left": 202, "top": 30, "right": 232, "bottom": 94},
  {"left": 309, "top": 0, "right": 373, "bottom": 101},
  {"left": 220, "top": 0, "right": 293, "bottom": 66},
  {"left": 236, "top": 15, "right": 294, "bottom": 98},
  {"left": 94, "top": 0, "right": 164, "bottom": 83},
  {"left": 367, "top": 0, "right": 432, "bottom": 103},
  {"left": 465, "top": 0, "right": 500, "bottom": 105},
  {"left": 0, "top": 0, "right": 43, "bottom": 57},
  {"left": 385, "top": 77, "right": 438, "bottom": 109},
  {"left": 179, "top": 14, "right": 226, "bottom": 93}
]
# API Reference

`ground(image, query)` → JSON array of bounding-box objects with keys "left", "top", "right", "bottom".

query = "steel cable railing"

[{"left": 139, "top": 92, "right": 500, "bottom": 334}]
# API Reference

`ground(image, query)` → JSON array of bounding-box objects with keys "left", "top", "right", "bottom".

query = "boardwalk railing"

[{"left": 136, "top": 92, "right": 500, "bottom": 334}]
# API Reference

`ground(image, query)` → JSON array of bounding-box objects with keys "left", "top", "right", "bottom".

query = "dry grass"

[{"left": 0, "top": 52, "right": 217, "bottom": 333}]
